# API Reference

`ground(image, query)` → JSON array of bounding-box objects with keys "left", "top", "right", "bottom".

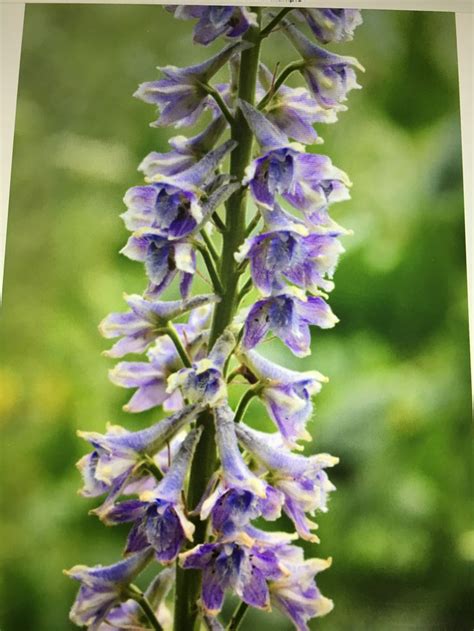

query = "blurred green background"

[{"left": 0, "top": 5, "right": 472, "bottom": 630}]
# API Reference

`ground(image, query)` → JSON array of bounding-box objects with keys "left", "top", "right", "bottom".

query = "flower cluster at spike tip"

[{"left": 66, "top": 7, "right": 364, "bottom": 631}]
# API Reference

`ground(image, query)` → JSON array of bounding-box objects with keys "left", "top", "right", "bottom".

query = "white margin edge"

[
  {"left": 456, "top": 12, "right": 474, "bottom": 398},
  {"left": 0, "top": 3, "right": 24, "bottom": 302}
]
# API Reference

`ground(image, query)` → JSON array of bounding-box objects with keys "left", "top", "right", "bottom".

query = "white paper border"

[
  {"left": 0, "top": 3, "right": 24, "bottom": 301},
  {"left": 1, "top": 1, "right": 472, "bottom": 396},
  {"left": 1, "top": 0, "right": 473, "bottom": 9},
  {"left": 456, "top": 11, "right": 474, "bottom": 396}
]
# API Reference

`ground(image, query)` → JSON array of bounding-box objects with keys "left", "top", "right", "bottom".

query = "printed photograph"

[{"left": 0, "top": 4, "right": 472, "bottom": 630}]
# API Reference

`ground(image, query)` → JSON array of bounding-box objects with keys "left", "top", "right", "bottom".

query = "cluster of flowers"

[{"left": 66, "top": 6, "right": 363, "bottom": 630}]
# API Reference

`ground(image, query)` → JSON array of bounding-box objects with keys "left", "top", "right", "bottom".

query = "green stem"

[
  {"left": 173, "top": 411, "right": 214, "bottom": 631},
  {"left": 208, "top": 38, "right": 262, "bottom": 344},
  {"left": 259, "top": 8, "right": 293, "bottom": 40},
  {"left": 143, "top": 454, "right": 164, "bottom": 481},
  {"left": 245, "top": 211, "right": 261, "bottom": 236},
  {"left": 195, "top": 241, "right": 224, "bottom": 295},
  {"left": 198, "top": 81, "right": 235, "bottom": 127},
  {"left": 237, "top": 276, "right": 253, "bottom": 305},
  {"left": 127, "top": 585, "right": 163, "bottom": 631},
  {"left": 234, "top": 387, "right": 259, "bottom": 424},
  {"left": 227, "top": 601, "right": 249, "bottom": 630},
  {"left": 227, "top": 366, "right": 242, "bottom": 384},
  {"left": 173, "top": 14, "right": 262, "bottom": 631},
  {"left": 212, "top": 211, "right": 226, "bottom": 232},
  {"left": 257, "top": 60, "right": 305, "bottom": 110},
  {"left": 161, "top": 324, "right": 192, "bottom": 368},
  {"left": 200, "top": 228, "right": 219, "bottom": 263},
  {"left": 236, "top": 258, "right": 249, "bottom": 275}
]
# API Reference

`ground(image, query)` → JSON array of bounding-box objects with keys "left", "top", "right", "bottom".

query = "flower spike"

[{"left": 71, "top": 7, "right": 364, "bottom": 628}]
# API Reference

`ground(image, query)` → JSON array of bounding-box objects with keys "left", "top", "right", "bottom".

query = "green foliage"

[{"left": 0, "top": 5, "right": 471, "bottom": 630}]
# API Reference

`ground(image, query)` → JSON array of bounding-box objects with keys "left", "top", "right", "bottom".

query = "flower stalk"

[
  {"left": 227, "top": 601, "right": 249, "bottom": 630},
  {"left": 194, "top": 240, "right": 224, "bottom": 295},
  {"left": 259, "top": 8, "right": 293, "bottom": 40},
  {"left": 127, "top": 584, "right": 164, "bottom": 631},
  {"left": 233, "top": 387, "right": 260, "bottom": 424},
  {"left": 257, "top": 60, "right": 305, "bottom": 110},
  {"left": 160, "top": 324, "right": 193, "bottom": 368}
]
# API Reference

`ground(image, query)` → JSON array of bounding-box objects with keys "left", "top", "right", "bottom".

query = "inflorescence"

[{"left": 66, "top": 7, "right": 364, "bottom": 631}]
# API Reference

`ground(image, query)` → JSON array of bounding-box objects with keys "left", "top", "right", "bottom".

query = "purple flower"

[
  {"left": 96, "top": 568, "right": 174, "bottom": 631},
  {"left": 239, "top": 98, "right": 290, "bottom": 152},
  {"left": 76, "top": 403, "right": 201, "bottom": 503},
  {"left": 179, "top": 533, "right": 285, "bottom": 616},
  {"left": 200, "top": 404, "right": 283, "bottom": 536},
  {"left": 108, "top": 306, "right": 212, "bottom": 413},
  {"left": 222, "top": 527, "right": 333, "bottom": 627},
  {"left": 239, "top": 100, "right": 351, "bottom": 222},
  {"left": 243, "top": 525, "right": 298, "bottom": 548},
  {"left": 270, "top": 553, "right": 333, "bottom": 630},
  {"left": 134, "top": 41, "right": 250, "bottom": 127},
  {"left": 166, "top": 6, "right": 256, "bottom": 46},
  {"left": 105, "top": 429, "right": 188, "bottom": 504},
  {"left": 123, "top": 184, "right": 200, "bottom": 238},
  {"left": 284, "top": 23, "right": 364, "bottom": 112},
  {"left": 99, "top": 293, "right": 217, "bottom": 359},
  {"left": 242, "top": 291, "right": 338, "bottom": 357},
  {"left": 65, "top": 548, "right": 153, "bottom": 629},
  {"left": 257, "top": 64, "right": 336, "bottom": 144},
  {"left": 235, "top": 423, "right": 338, "bottom": 541},
  {"left": 121, "top": 177, "right": 240, "bottom": 298},
  {"left": 257, "top": 198, "right": 350, "bottom": 236},
  {"left": 122, "top": 141, "right": 236, "bottom": 237},
  {"left": 239, "top": 349, "right": 327, "bottom": 446},
  {"left": 139, "top": 114, "right": 227, "bottom": 179},
  {"left": 297, "top": 8, "right": 363, "bottom": 44},
  {"left": 99, "top": 428, "right": 202, "bottom": 563},
  {"left": 110, "top": 359, "right": 176, "bottom": 414},
  {"left": 166, "top": 329, "right": 235, "bottom": 407},
  {"left": 246, "top": 149, "right": 350, "bottom": 223},
  {"left": 236, "top": 215, "right": 344, "bottom": 295},
  {"left": 121, "top": 229, "right": 196, "bottom": 298}
]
